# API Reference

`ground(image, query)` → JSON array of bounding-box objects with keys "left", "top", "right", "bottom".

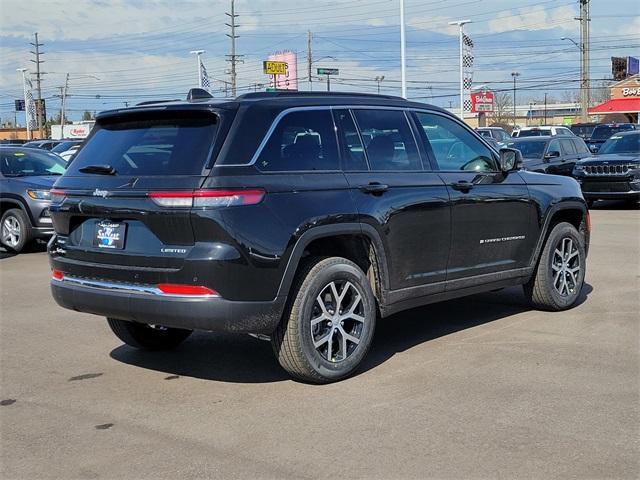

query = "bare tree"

[
  {"left": 488, "top": 92, "right": 513, "bottom": 131},
  {"left": 590, "top": 79, "right": 613, "bottom": 105}
]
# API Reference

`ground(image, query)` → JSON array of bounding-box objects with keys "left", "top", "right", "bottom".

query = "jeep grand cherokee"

[{"left": 48, "top": 90, "right": 590, "bottom": 383}]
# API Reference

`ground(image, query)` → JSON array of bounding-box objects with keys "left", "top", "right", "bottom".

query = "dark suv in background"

[
  {"left": 586, "top": 123, "right": 636, "bottom": 153},
  {"left": 48, "top": 91, "right": 590, "bottom": 383},
  {"left": 1, "top": 146, "right": 66, "bottom": 252},
  {"left": 507, "top": 135, "right": 591, "bottom": 176}
]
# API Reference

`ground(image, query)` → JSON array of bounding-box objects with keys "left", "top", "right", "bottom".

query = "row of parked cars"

[{"left": 476, "top": 123, "right": 639, "bottom": 207}]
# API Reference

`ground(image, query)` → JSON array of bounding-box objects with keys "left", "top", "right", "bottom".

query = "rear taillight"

[
  {"left": 156, "top": 284, "right": 218, "bottom": 296},
  {"left": 50, "top": 189, "right": 67, "bottom": 203},
  {"left": 149, "top": 189, "right": 265, "bottom": 208},
  {"left": 52, "top": 269, "right": 64, "bottom": 281}
]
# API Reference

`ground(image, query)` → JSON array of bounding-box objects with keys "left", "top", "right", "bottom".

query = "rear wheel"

[
  {"left": 524, "top": 222, "right": 586, "bottom": 311},
  {"left": 1, "top": 209, "right": 32, "bottom": 253},
  {"left": 271, "top": 257, "right": 377, "bottom": 383},
  {"left": 107, "top": 318, "right": 192, "bottom": 350}
]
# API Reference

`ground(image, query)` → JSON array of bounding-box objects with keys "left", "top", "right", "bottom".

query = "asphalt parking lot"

[{"left": 1, "top": 202, "right": 638, "bottom": 479}]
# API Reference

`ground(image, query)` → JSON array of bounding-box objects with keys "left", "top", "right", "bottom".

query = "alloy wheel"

[
  {"left": 310, "top": 280, "right": 366, "bottom": 363},
  {"left": 551, "top": 237, "right": 581, "bottom": 297},
  {"left": 1, "top": 216, "right": 21, "bottom": 248}
]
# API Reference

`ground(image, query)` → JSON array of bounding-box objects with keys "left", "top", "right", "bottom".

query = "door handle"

[
  {"left": 360, "top": 183, "right": 389, "bottom": 194},
  {"left": 451, "top": 180, "right": 474, "bottom": 191}
]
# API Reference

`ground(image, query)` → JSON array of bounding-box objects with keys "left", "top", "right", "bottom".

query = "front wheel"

[
  {"left": 107, "top": 318, "right": 192, "bottom": 350},
  {"left": 524, "top": 222, "right": 586, "bottom": 311},
  {"left": 271, "top": 257, "right": 377, "bottom": 383},
  {"left": 1, "top": 209, "right": 32, "bottom": 253}
]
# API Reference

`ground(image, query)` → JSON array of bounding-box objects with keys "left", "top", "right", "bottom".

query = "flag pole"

[
  {"left": 449, "top": 20, "right": 471, "bottom": 119},
  {"left": 17, "top": 68, "right": 31, "bottom": 140},
  {"left": 190, "top": 50, "right": 206, "bottom": 88}
]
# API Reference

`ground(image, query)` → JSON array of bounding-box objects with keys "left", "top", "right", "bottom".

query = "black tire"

[
  {"left": 271, "top": 257, "right": 377, "bottom": 384},
  {"left": 0, "top": 208, "right": 32, "bottom": 253},
  {"left": 524, "top": 222, "right": 586, "bottom": 311},
  {"left": 107, "top": 318, "right": 192, "bottom": 350}
]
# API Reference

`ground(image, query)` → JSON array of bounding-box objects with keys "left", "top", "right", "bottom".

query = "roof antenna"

[{"left": 187, "top": 88, "right": 213, "bottom": 101}]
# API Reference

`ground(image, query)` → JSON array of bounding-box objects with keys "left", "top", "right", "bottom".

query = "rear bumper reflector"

[{"left": 51, "top": 272, "right": 219, "bottom": 298}]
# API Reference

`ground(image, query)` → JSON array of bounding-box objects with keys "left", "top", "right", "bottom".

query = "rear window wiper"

[{"left": 78, "top": 164, "right": 117, "bottom": 175}]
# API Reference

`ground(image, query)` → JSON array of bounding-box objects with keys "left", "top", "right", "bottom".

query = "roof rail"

[
  {"left": 237, "top": 91, "right": 404, "bottom": 101},
  {"left": 187, "top": 88, "right": 214, "bottom": 101}
]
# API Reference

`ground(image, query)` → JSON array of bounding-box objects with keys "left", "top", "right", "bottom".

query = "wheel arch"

[
  {"left": 276, "top": 223, "right": 389, "bottom": 305},
  {"left": 529, "top": 202, "right": 588, "bottom": 268},
  {"left": 0, "top": 196, "right": 32, "bottom": 224}
]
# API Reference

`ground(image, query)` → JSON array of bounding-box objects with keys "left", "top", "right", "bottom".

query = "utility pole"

[
  {"left": 544, "top": 92, "right": 548, "bottom": 125},
  {"left": 30, "top": 32, "right": 45, "bottom": 139},
  {"left": 225, "top": 0, "right": 242, "bottom": 98},
  {"left": 511, "top": 71, "right": 520, "bottom": 128},
  {"left": 59, "top": 73, "right": 69, "bottom": 138},
  {"left": 577, "top": 0, "right": 590, "bottom": 121},
  {"left": 190, "top": 50, "right": 206, "bottom": 88},
  {"left": 307, "top": 30, "right": 313, "bottom": 91}
]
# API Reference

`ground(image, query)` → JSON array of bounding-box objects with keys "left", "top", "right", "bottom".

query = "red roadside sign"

[{"left": 471, "top": 91, "right": 494, "bottom": 113}]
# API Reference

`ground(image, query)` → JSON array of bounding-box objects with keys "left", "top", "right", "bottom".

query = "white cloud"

[{"left": 487, "top": 5, "right": 576, "bottom": 34}]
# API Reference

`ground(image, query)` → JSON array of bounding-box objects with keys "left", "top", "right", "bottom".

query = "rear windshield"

[
  {"left": 591, "top": 125, "right": 634, "bottom": 140},
  {"left": 507, "top": 140, "right": 546, "bottom": 159},
  {"left": 518, "top": 129, "right": 550, "bottom": 137},
  {"left": 570, "top": 125, "right": 596, "bottom": 137},
  {"left": 66, "top": 111, "right": 218, "bottom": 176}
]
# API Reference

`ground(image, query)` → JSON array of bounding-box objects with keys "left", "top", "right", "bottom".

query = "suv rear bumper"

[{"left": 51, "top": 275, "right": 285, "bottom": 335}]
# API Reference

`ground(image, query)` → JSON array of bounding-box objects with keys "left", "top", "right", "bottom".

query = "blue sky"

[{"left": 0, "top": 0, "right": 638, "bottom": 122}]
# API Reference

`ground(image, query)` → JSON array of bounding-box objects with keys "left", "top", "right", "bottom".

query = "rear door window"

[
  {"left": 66, "top": 112, "right": 218, "bottom": 176},
  {"left": 353, "top": 109, "right": 421, "bottom": 171},
  {"left": 333, "top": 109, "right": 368, "bottom": 171},
  {"left": 257, "top": 110, "right": 339, "bottom": 171}
]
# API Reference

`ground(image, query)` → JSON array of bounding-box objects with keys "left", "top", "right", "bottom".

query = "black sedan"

[
  {"left": 572, "top": 130, "right": 640, "bottom": 206},
  {"left": 507, "top": 135, "right": 591, "bottom": 176}
]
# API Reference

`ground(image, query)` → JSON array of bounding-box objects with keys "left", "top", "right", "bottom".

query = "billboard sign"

[
  {"left": 263, "top": 61, "right": 287, "bottom": 75},
  {"left": 628, "top": 56, "right": 639, "bottom": 76},
  {"left": 267, "top": 51, "right": 298, "bottom": 91},
  {"left": 14, "top": 99, "right": 25, "bottom": 111},
  {"left": 471, "top": 90, "right": 494, "bottom": 113}
]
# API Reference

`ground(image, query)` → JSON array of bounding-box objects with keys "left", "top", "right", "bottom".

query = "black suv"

[
  {"left": 507, "top": 135, "right": 591, "bottom": 176},
  {"left": 572, "top": 130, "right": 640, "bottom": 206},
  {"left": 48, "top": 91, "right": 590, "bottom": 383},
  {"left": 586, "top": 123, "right": 636, "bottom": 153}
]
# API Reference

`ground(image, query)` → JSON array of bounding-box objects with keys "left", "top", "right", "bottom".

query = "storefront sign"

[{"left": 471, "top": 91, "right": 494, "bottom": 113}]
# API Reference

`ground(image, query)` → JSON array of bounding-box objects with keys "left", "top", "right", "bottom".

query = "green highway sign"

[{"left": 317, "top": 68, "right": 339, "bottom": 75}]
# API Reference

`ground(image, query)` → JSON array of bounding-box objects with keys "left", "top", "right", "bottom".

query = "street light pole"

[
  {"left": 400, "top": 0, "right": 407, "bottom": 98},
  {"left": 449, "top": 20, "right": 471, "bottom": 120},
  {"left": 511, "top": 71, "right": 520, "bottom": 128},
  {"left": 561, "top": 31, "right": 589, "bottom": 122},
  {"left": 375, "top": 76, "right": 385, "bottom": 94},
  {"left": 190, "top": 50, "right": 206, "bottom": 88}
]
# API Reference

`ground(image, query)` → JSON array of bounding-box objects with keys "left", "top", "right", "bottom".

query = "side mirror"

[
  {"left": 498, "top": 148, "right": 522, "bottom": 172},
  {"left": 544, "top": 150, "right": 561, "bottom": 161}
]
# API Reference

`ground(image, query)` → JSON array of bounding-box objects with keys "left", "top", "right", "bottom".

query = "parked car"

[
  {"left": 573, "top": 130, "right": 640, "bottom": 206},
  {"left": 48, "top": 90, "right": 590, "bottom": 383},
  {"left": 23, "top": 140, "right": 61, "bottom": 150},
  {"left": 512, "top": 126, "right": 575, "bottom": 138},
  {"left": 51, "top": 140, "right": 84, "bottom": 161},
  {"left": 0, "top": 146, "right": 66, "bottom": 252},
  {"left": 476, "top": 127, "right": 511, "bottom": 146},
  {"left": 570, "top": 122, "right": 598, "bottom": 140},
  {"left": 585, "top": 123, "right": 637, "bottom": 153},
  {"left": 0, "top": 139, "right": 27, "bottom": 145},
  {"left": 507, "top": 135, "right": 591, "bottom": 176}
]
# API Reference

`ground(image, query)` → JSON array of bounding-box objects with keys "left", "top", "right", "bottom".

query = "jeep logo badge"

[{"left": 93, "top": 189, "right": 109, "bottom": 198}]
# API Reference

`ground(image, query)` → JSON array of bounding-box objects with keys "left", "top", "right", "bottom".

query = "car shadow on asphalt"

[
  {"left": 0, "top": 241, "right": 47, "bottom": 260},
  {"left": 110, "top": 284, "right": 593, "bottom": 384}
]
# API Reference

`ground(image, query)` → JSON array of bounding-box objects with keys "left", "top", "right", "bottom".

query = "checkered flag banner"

[
  {"left": 22, "top": 76, "right": 37, "bottom": 131},
  {"left": 200, "top": 59, "right": 211, "bottom": 91},
  {"left": 462, "top": 33, "right": 474, "bottom": 112}
]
